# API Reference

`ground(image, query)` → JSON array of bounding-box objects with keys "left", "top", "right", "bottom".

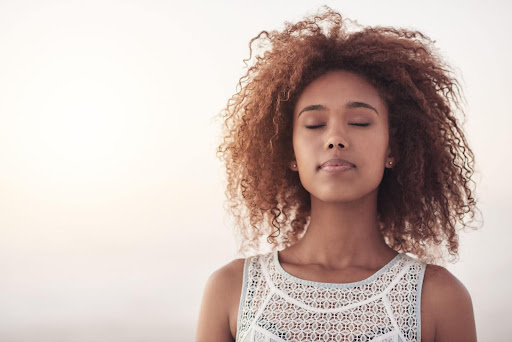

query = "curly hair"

[{"left": 215, "top": 6, "right": 482, "bottom": 265}]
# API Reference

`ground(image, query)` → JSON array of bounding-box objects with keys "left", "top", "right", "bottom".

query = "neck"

[{"left": 286, "top": 190, "right": 397, "bottom": 269}]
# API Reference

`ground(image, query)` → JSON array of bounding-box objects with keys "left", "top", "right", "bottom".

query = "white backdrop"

[{"left": 0, "top": 0, "right": 510, "bottom": 341}]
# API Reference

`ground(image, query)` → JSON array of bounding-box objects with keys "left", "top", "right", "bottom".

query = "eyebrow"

[{"left": 298, "top": 101, "right": 379, "bottom": 117}]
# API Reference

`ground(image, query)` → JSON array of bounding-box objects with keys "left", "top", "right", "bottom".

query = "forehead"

[{"left": 294, "top": 70, "right": 386, "bottom": 115}]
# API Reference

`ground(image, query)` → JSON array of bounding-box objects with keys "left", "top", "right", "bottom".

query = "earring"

[
  {"left": 388, "top": 161, "right": 393, "bottom": 165},
  {"left": 293, "top": 164, "right": 297, "bottom": 168}
]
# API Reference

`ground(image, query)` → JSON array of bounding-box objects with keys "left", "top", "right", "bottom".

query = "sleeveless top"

[{"left": 235, "top": 250, "right": 427, "bottom": 342}]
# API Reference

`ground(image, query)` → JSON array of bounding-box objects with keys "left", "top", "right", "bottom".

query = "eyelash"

[{"left": 305, "top": 123, "right": 370, "bottom": 129}]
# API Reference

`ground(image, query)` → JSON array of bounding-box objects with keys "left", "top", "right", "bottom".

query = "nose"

[
  {"left": 326, "top": 137, "right": 348, "bottom": 150},
  {"left": 327, "top": 142, "right": 345, "bottom": 149},
  {"left": 325, "top": 120, "right": 349, "bottom": 150}
]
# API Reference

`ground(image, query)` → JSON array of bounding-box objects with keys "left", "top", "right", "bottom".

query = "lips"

[{"left": 320, "top": 158, "right": 355, "bottom": 168}]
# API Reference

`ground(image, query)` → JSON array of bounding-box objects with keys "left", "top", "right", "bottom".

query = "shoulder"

[
  {"left": 421, "top": 263, "right": 477, "bottom": 342},
  {"left": 206, "top": 258, "right": 246, "bottom": 319},
  {"left": 196, "top": 258, "right": 246, "bottom": 342},
  {"left": 209, "top": 258, "right": 246, "bottom": 289}
]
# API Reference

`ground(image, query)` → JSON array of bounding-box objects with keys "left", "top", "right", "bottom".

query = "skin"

[{"left": 196, "top": 70, "right": 477, "bottom": 341}]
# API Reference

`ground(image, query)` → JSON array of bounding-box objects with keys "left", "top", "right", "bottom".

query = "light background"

[{"left": 0, "top": 0, "right": 509, "bottom": 341}]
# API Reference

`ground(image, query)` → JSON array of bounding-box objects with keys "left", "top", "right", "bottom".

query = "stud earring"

[
  {"left": 293, "top": 164, "right": 297, "bottom": 168},
  {"left": 389, "top": 161, "right": 393, "bottom": 165}
]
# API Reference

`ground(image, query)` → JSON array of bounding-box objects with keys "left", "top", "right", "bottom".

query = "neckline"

[{"left": 273, "top": 250, "right": 403, "bottom": 288}]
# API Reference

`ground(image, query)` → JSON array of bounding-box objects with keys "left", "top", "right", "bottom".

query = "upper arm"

[
  {"left": 426, "top": 265, "right": 477, "bottom": 342},
  {"left": 196, "top": 258, "right": 245, "bottom": 342}
]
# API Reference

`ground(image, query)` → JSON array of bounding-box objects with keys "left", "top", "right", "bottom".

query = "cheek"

[
  {"left": 355, "top": 136, "right": 389, "bottom": 175},
  {"left": 361, "top": 129, "right": 388, "bottom": 153},
  {"left": 293, "top": 142, "right": 308, "bottom": 164},
  {"left": 294, "top": 136, "right": 318, "bottom": 163}
]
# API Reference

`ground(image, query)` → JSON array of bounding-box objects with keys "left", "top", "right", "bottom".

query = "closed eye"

[{"left": 305, "top": 123, "right": 370, "bottom": 129}]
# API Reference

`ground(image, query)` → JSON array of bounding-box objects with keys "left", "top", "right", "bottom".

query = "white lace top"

[{"left": 236, "top": 250, "right": 427, "bottom": 342}]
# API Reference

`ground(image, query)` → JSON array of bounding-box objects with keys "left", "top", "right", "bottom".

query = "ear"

[
  {"left": 288, "top": 160, "right": 297, "bottom": 171},
  {"left": 385, "top": 146, "right": 397, "bottom": 168},
  {"left": 387, "top": 128, "right": 399, "bottom": 168}
]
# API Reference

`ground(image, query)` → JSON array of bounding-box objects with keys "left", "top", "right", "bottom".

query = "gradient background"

[{"left": 0, "top": 0, "right": 509, "bottom": 341}]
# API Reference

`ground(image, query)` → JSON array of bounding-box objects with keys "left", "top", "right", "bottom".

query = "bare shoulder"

[
  {"left": 196, "top": 258, "right": 246, "bottom": 342},
  {"left": 421, "top": 263, "right": 477, "bottom": 342}
]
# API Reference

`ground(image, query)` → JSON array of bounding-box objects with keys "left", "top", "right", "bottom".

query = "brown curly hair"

[{"left": 215, "top": 6, "right": 482, "bottom": 265}]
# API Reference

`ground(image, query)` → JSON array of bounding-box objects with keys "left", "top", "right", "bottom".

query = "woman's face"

[{"left": 290, "top": 69, "right": 394, "bottom": 203}]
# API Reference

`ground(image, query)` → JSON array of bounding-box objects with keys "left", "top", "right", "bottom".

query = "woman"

[{"left": 197, "top": 6, "right": 479, "bottom": 341}]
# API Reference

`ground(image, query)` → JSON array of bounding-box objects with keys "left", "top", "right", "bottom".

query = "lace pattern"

[{"left": 236, "top": 251, "right": 426, "bottom": 342}]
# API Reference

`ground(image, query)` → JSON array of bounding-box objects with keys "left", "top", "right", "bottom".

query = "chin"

[{"left": 312, "top": 191, "right": 362, "bottom": 203}]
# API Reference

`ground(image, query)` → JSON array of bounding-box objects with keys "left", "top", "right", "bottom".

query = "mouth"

[
  {"left": 319, "top": 158, "right": 356, "bottom": 169},
  {"left": 319, "top": 164, "right": 355, "bottom": 172}
]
